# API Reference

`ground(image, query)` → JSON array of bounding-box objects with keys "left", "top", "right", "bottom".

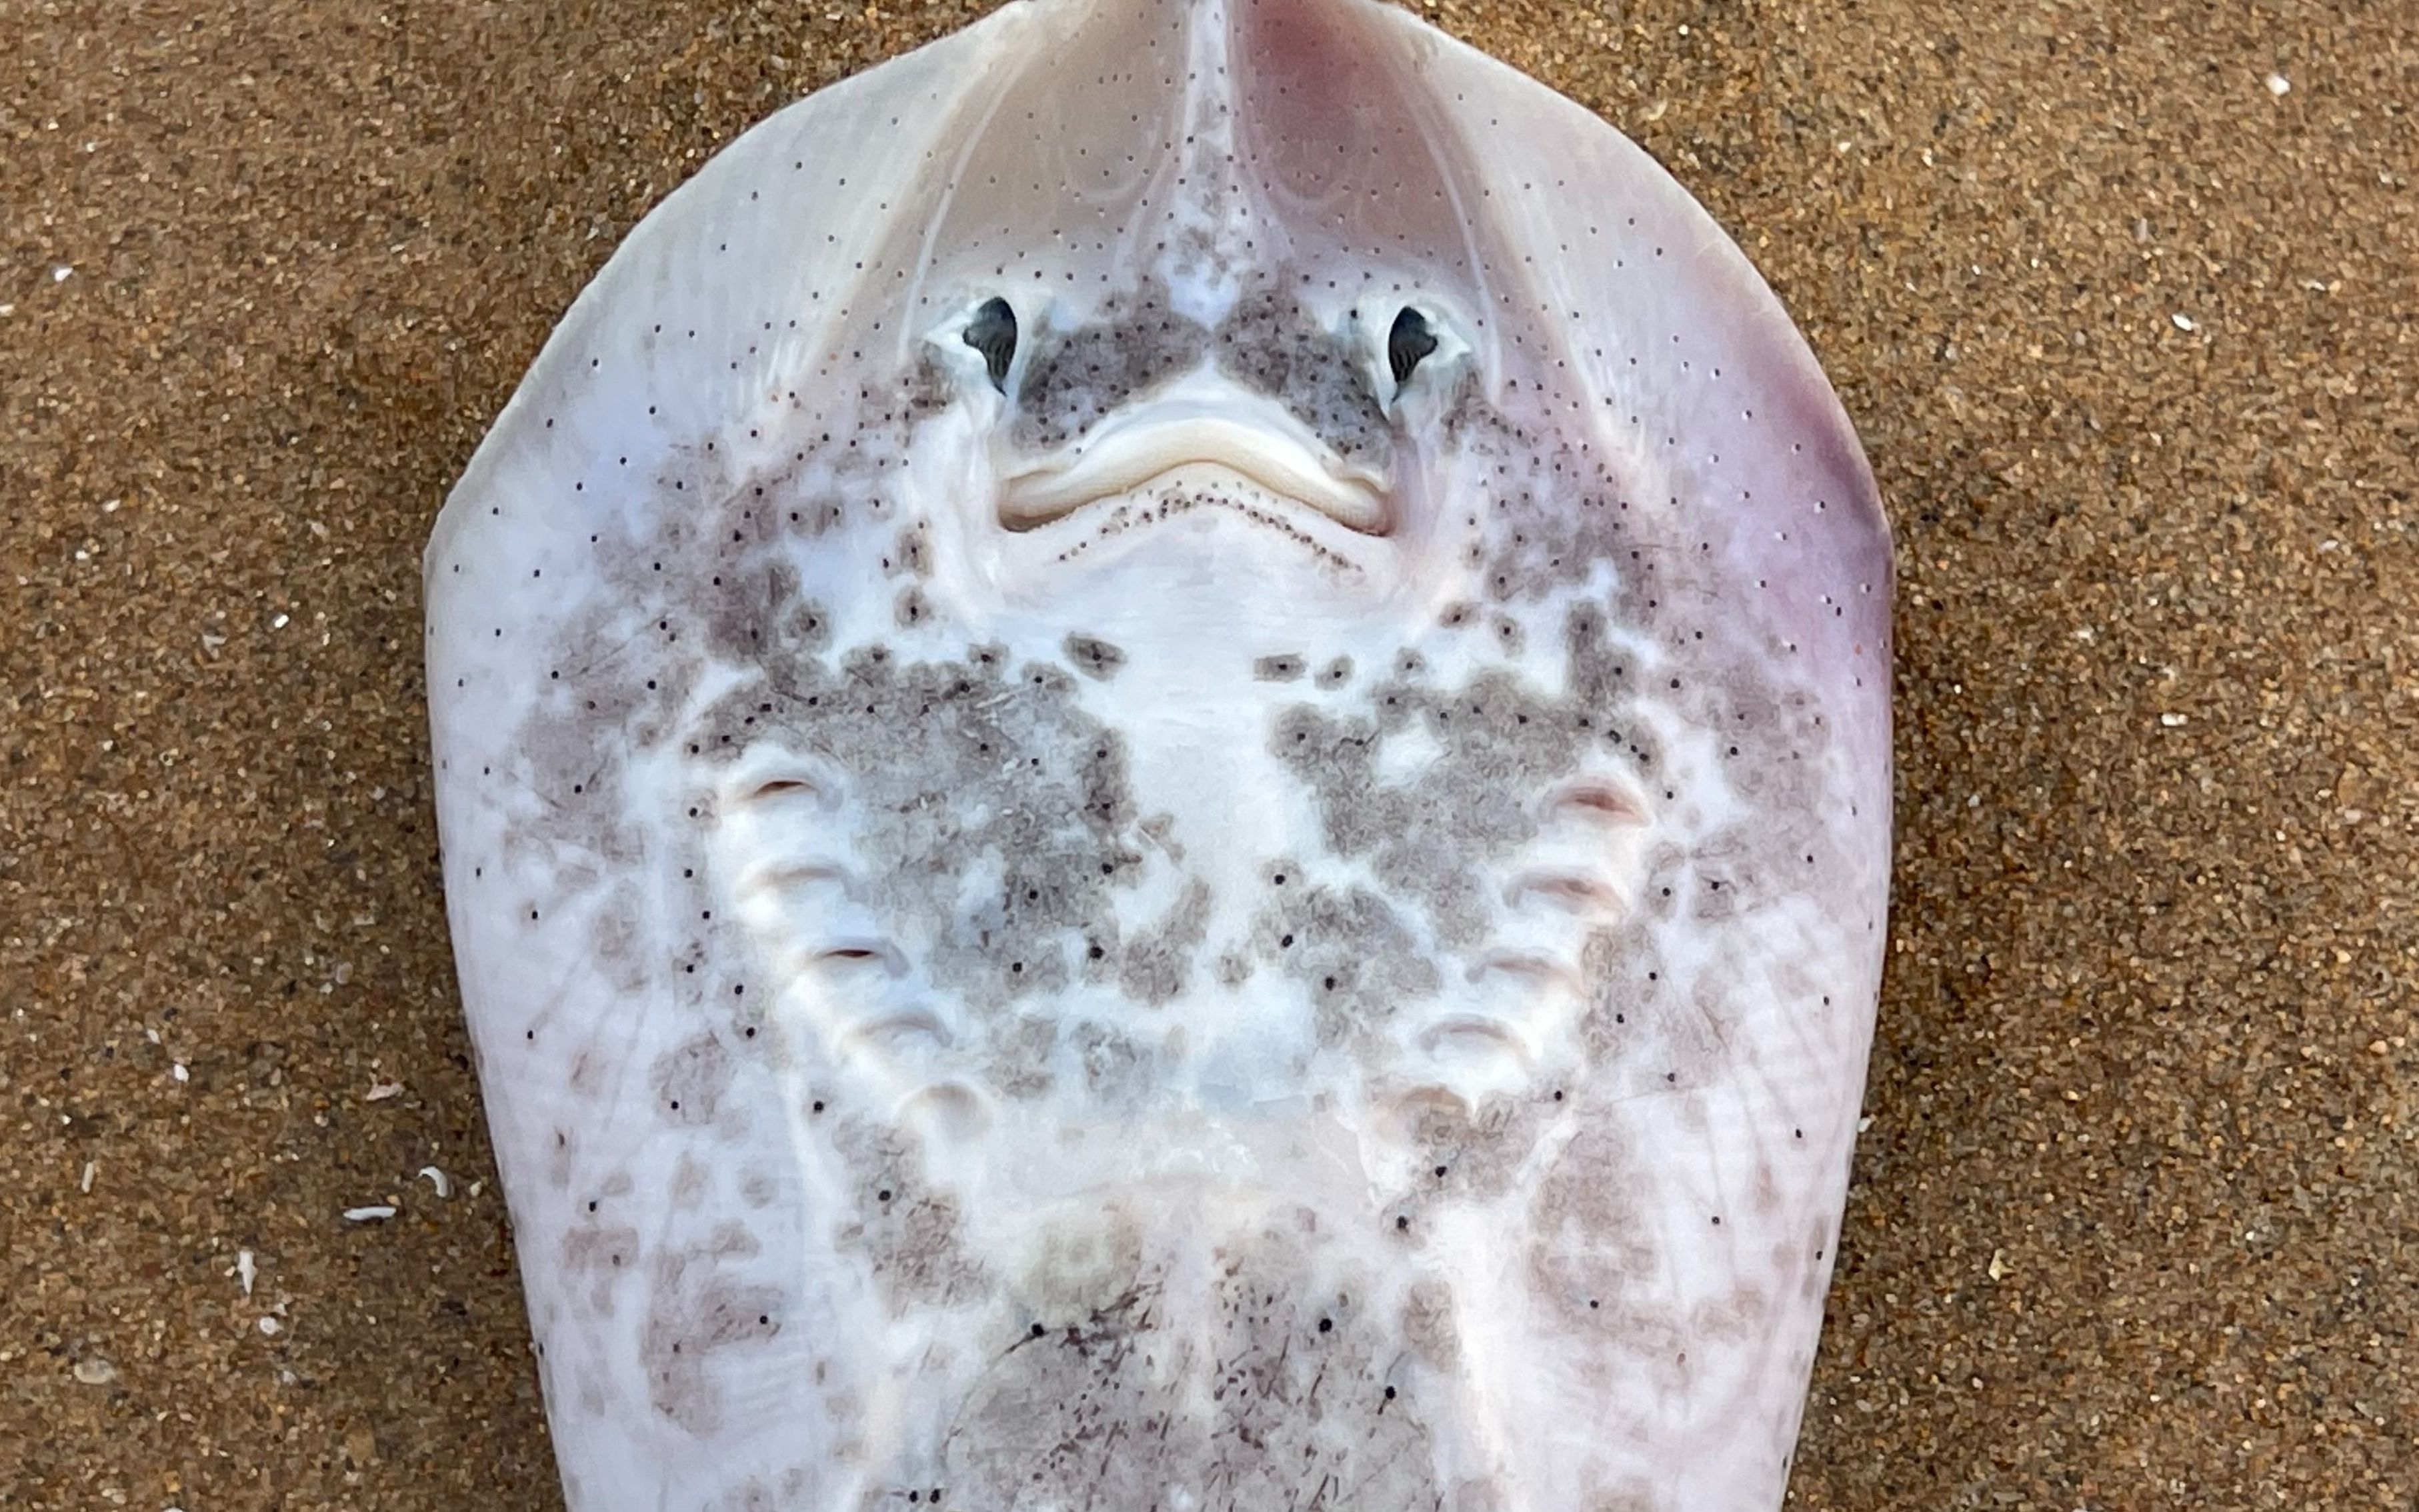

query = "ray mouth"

[{"left": 995, "top": 391, "right": 1392, "bottom": 537}]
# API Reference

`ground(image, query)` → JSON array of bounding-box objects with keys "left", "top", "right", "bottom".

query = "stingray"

[{"left": 423, "top": 1, "right": 1891, "bottom": 1508}]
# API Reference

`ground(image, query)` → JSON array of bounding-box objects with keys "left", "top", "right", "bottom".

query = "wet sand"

[{"left": 3, "top": 1, "right": 2412, "bottom": 1507}]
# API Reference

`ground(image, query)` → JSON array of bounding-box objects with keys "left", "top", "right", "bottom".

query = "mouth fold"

[{"left": 997, "top": 399, "right": 1391, "bottom": 536}]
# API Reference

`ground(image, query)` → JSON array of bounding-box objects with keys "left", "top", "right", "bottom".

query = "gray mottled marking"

[
  {"left": 1254, "top": 879, "right": 1440, "bottom": 1048},
  {"left": 829, "top": 1115, "right": 988, "bottom": 1311},
  {"left": 1061, "top": 633, "right": 1127, "bottom": 681},
  {"left": 941, "top": 1217, "right": 1446, "bottom": 1512},
  {"left": 1115, "top": 876, "right": 1213, "bottom": 1007},
  {"left": 560, "top": 1221, "right": 641, "bottom": 1317},
  {"left": 649, "top": 1035, "right": 734, "bottom": 1126},
  {"left": 641, "top": 1225, "right": 783, "bottom": 1434},
  {"left": 691, "top": 641, "right": 1147, "bottom": 1013}
]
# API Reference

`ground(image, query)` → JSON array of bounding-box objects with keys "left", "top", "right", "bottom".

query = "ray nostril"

[
  {"left": 963, "top": 296, "right": 1018, "bottom": 392},
  {"left": 1388, "top": 306, "right": 1440, "bottom": 386}
]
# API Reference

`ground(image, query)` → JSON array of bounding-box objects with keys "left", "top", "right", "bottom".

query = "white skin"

[{"left": 425, "top": 2, "right": 1892, "bottom": 1509}]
